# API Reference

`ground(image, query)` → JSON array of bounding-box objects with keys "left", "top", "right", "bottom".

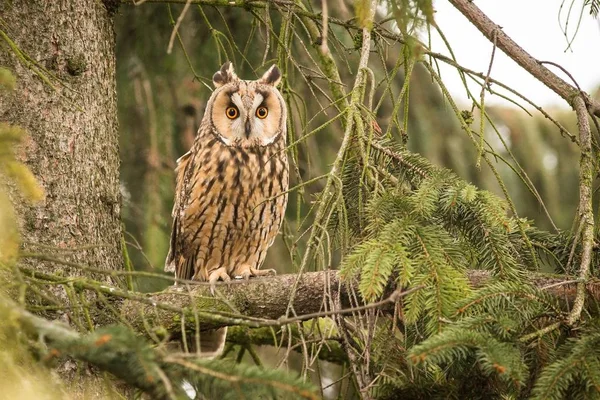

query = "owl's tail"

[{"left": 188, "top": 327, "right": 227, "bottom": 358}]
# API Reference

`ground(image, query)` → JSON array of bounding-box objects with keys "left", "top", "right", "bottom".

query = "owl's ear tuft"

[
  {"left": 259, "top": 65, "right": 282, "bottom": 87},
  {"left": 213, "top": 62, "right": 238, "bottom": 88}
]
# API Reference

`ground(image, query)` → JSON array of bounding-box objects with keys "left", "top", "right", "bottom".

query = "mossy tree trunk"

[
  {"left": 0, "top": 1, "right": 126, "bottom": 395},
  {"left": 0, "top": 1, "right": 122, "bottom": 277}
]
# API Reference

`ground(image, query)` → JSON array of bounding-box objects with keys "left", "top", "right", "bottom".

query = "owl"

[{"left": 165, "top": 62, "right": 289, "bottom": 355}]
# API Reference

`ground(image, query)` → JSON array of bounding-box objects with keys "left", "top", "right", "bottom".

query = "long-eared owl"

[{"left": 165, "top": 62, "right": 289, "bottom": 356}]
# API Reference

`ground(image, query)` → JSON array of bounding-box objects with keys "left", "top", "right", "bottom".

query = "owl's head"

[{"left": 206, "top": 62, "right": 286, "bottom": 148}]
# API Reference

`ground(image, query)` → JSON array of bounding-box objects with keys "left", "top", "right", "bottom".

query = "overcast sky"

[{"left": 430, "top": 0, "right": 600, "bottom": 109}]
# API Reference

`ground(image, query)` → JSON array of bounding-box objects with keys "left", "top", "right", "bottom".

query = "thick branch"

[
  {"left": 121, "top": 270, "right": 600, "bottom": 337},
  {"left": 449, "top": 0, "right": 600, "bottom": 117}
]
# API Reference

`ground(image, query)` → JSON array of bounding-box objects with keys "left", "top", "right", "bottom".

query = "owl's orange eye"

[
  {"left": 256, "top": 106, "right": 268, "bottom": 119},
  {"left": 226, "top": 107, "right": 239, "bottom": 119}
]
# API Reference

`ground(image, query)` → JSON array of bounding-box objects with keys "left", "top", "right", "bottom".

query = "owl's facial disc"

[{"left": 211, "top": 81, "right": 284, "bottom": 148}]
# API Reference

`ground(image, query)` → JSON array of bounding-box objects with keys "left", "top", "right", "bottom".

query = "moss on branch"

[{"left": 119, "top": 270, "right": 600, "bottom": 338}]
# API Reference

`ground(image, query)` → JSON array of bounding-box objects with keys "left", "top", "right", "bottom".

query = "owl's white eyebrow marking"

[
  {"left": 230, "top": 93, "right": 245, "bottom": 115},
  {"left": 223, "top": 87, "right": 238, "bottom": 97},
  {"left": 252, "top": 93, "right": 264, "bottom": 110}
]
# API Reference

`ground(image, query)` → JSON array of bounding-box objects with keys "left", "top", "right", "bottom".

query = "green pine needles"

[
  {"left": 531, "top": 330, "right": 600, "bottom": 400},
  {"left": 336, "top": 139, "right": 600, "bottom": 398}
]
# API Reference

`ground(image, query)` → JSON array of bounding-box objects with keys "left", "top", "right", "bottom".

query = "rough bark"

[
  {"left": 0, "top": 2, "right": 122, "bottom": 281},
  {"left": 0, "top": 1, "right": 124, "bottom": 396},
  {"left": 121, "top": 270, "right": 600, "bottom": 337},
  {"left": 121, "top": 271, "right": 351, "bottom": 334}
]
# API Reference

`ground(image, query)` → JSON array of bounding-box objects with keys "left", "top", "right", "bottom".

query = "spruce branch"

[
  {"left": 408, "top": 328, "right": 528, "bottom": 387},
  {"left": 531, "top": 331, "right": 600, "bottom": 400}
]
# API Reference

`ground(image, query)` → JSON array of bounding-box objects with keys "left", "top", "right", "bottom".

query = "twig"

[
  {"left": 519, "top": 321, "right": 562, "bottom": 343},
  {"left": 280, "top": 285, "right": 424, "bottom": 325},
  {"left": 167, "top": 0, "right": 192, "bottom": 54},
  {"left": 448, "top": 0, "right": 600, "bottom": 117},
  {"left": 320, "top": 0, "right": 329, "bottom": 55},
  {"left": 476, "top": 28, "right": 498, "bottom": 168},
  {"left": 539, "top": 60, "right": 583, "bottom": 92},
  {"left": 541, "top": 279, "right": 582, "bottom": 291}
]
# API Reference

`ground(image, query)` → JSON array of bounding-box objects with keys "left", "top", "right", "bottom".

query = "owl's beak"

[{"left": 244, "top": 118, "right": 252, "bottom": 138}]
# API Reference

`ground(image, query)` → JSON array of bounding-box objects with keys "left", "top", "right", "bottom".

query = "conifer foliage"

[{"left": 336, "top": 137, "right": 600, "bottom": 398}]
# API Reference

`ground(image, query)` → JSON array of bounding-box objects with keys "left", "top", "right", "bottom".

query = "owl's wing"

[{"left": 165, "top": 151, "right": 192, "bottom": 274}]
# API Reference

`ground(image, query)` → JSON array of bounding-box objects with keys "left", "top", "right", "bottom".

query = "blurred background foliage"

[{"left": 115, "top": 3, "right": 595, "bottom": 292}]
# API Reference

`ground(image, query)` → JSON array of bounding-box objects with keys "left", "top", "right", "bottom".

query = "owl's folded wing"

[{"left": 165, "top": 151, "right": 192, "bottom": 273}]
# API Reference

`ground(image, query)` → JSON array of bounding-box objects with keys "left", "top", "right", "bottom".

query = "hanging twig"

[
  {"left": 167, "top": 0, "right": 192, "bottom": 54},
  {"left": 448, "top": 0, "right": 600, "bottom": 117}
]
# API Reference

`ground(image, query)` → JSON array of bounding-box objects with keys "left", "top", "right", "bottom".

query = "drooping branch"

[
  {"left": 448, "top": 0, "right": 600, "bottom": 117},
  {"left": 448, "top": 0, "right": 599, "bottom": 324}
]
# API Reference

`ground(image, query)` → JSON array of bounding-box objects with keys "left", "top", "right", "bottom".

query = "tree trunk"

[
  {"left": 0, "top": 0, "right": 125, "bottom": 396},
  {"left": 0, "top": 1, "right": 122, "bottom": 278}
]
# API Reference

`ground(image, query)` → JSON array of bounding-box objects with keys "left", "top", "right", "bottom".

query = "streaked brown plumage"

[{"left": 165, "top": 62, "right": 288, "bottom": 356}]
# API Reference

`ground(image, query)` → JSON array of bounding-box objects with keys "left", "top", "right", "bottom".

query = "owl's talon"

[
  {"left": 208, "top": 267, "right": 231, "bottom": 295},
  {"left": 236, "top": 267, "right": 277, "bottom": 280},
  {"left": 241, "top": 270, "right": 252, "bottom": 280}
]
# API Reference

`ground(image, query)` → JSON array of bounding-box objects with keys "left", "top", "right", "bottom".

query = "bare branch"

[
  {"left": 448, "top": 0, "right": 600, "bottom": 117},
  {"left": 166, "top": 0, "right": 192, "bottom": 54}
]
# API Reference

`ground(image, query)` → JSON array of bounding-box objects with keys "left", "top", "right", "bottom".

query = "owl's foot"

[
  {"left": 235, "top": 267, "right": 277, "bottom": 280},
  {"left": 208, "top": 267, "right": 231, "bottom": 295}
]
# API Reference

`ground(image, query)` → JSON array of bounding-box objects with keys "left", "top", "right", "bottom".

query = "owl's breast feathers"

[{"left": 165, "top": 125, "right": 289, "bottom": 281}]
